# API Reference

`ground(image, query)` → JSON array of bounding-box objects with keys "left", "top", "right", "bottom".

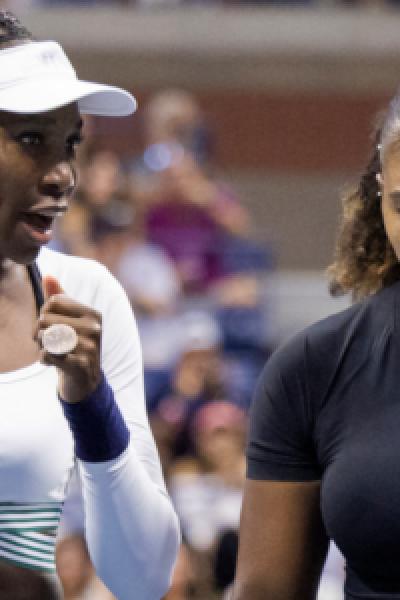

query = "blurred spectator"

[
  {"left": 56, "top": 534, "right": 116, "bottom": 600},
  {"left": 116, "top": 238, "right": 181, "bottom": 316},
  {"left": 53, "top": 146, "right": 134, "bottom": 265},
  {"left": 212, "top": 234, "right": 273, "bottom": 409},
  {"left": 0, "top": 561, "right": 59, "bottom": 600},
  {"left": 115, "top": 166, "right": 182, "bottom": 319},
  {"left": 130, "top": 89, "right": 273, "bottom": 413},
  {"left": 81, "top": 149, "right": 121, "bottom": 207},
  {"left": 162, "top": 543, "right": 198, "bottom": 600},
  {"left": 79, "top": 149, "right": 132, "bottom": 265},
  {"left": 168, "top": 400, "right": 246, "bottom": 597},
  {"left": 131, "top": 88, "right": 256, "bottom": 295},
  {"left": 169, "top": 401, "right": 246, "bottom": 550},
  {"left": 128, "top": 88, "right": 274, "bottom": 432},
  {"left": 147, "top": 310, "right": 224, "bottom": 478}
]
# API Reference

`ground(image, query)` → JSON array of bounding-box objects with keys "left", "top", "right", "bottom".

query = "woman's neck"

[
  {"left": 0, "top": 260, "right": 30, "bottom": 303},
  {"left": 0, "top": 258, "right": 16, "bottom": 278}
]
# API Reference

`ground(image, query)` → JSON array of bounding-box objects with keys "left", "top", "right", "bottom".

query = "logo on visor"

[
  {"left": 40, "top": 50, "right": 67, "bottom": 72},
  {"left": 42, "top": 51, "right": 57, "bottom": 67}
]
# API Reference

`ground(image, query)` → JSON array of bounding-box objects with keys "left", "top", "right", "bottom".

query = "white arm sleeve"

[{"left": 60, "top": 265, "right": 180, "bottom": 600}]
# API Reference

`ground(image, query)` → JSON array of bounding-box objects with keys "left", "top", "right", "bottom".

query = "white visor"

[{"left": 0, "top": 40, "right": 137, "bottom": 116}]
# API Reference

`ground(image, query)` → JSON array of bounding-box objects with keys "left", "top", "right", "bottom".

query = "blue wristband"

[{"left": 59, "top": 373, "right": 130, "bottom": 462}]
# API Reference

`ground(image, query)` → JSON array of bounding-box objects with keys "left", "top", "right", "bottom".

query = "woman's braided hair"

[
  {"left": 328, "top": 110, "right": 400, "bottom": 301},
  {"left": 0, "top": 11, "right": 33, "bottom": 46}
]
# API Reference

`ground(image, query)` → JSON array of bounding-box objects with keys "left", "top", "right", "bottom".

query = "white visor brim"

[
  {"left": 0, "top": 41, "right": 137, "bottom": 117},
  {"left": 0, "top": 77, "right": 137, "bottom": 116}
]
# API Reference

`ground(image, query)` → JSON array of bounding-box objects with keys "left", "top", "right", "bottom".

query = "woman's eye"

[
  {"left": 17, "top": 133, "right": 43, "bottom": 147},
  {"left": 67, "top": 134, "right": 84, "bottom": 155}
]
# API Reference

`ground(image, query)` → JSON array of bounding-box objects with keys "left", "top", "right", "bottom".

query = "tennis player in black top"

[{"left": 231, "top": 94, "right": 400, "bottom": 600}]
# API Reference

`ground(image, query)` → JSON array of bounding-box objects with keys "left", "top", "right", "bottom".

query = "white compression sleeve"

[
  {"left": 78, "top": 443, "right": 181, "bottom": 600},
  {"left": 53, "top": 259, "right": 180, "bottom": 600},
  {"left": 59, "top": 259, "right": 181, "bottom": 599}
]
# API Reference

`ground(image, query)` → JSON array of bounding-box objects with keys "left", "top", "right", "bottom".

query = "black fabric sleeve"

[{"left": 247, "top": 331, "right": 322, "bottom": 481}]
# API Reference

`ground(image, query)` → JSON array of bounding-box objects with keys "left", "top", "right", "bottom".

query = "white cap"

[
  {"left": 181, "top": 310, "right": 221, "bottom": 353},
  {"left": 0, "top": 40, "right": 137, "bottom": 116}
]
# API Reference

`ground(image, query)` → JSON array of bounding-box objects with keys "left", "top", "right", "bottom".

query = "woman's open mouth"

[{"left": 19, "top": 212, "right": 54, "bottom": 244}]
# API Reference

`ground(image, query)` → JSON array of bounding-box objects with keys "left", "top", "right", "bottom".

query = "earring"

[{"left": 376, "top": 173, "right": 383, "bottom": 197}]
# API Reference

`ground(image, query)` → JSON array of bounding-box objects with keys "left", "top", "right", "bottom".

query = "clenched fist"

[{"left": 33, "top": 275, "right": 102, "bottom": 404}]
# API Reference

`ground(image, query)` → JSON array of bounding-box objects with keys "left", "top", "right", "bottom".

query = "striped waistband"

[{"left": 0, "top": 502, "right": 63, "bottom": 573}]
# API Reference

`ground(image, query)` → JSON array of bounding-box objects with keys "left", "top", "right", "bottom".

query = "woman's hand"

[{"left": 34, "top": 275, "right": 102, "bottom": 404}]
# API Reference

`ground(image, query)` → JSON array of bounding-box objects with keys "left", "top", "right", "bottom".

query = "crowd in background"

[
  {"left": 50, "top": 88, "right": 273, "bottom": 600},
  {"left": 44, "top": 88, "right": 345, "bottom": 600}
]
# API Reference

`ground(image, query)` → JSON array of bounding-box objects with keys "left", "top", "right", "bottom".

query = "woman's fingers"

[
  {"left": 34, "top": 289, "right": 103, "bottom": 403},
  {"left": 39, "top": 328, "right": 102, "bottom": 403},
  {"left": 34, "top": 310, "right": 102, "bottom": 343},
  {"left": 42, "top": 275, "right": 64, "bottom": 299},
  {"left": 40, "top": 336, "right": 97, "bottom": 370},
  {"left": 42, "top": 293, "right": 102, "bottom": 320}
]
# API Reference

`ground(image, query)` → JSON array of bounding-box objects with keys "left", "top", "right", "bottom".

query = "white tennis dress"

[{"left": 0, "top": 246, "right": 180, "bottom": 600}]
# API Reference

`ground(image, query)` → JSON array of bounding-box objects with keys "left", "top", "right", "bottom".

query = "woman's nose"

[{"left": 40, "top": 162, "right": 75, "bottom": 198}]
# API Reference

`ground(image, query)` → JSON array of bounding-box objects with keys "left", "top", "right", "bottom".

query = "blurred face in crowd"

[
  {"left": 196, "top": 425, "right": 244, "bottom": 472},
  {"left": 82, "top": 150, "right": 121, "bottom": 207},
  {"left": 145, "top": 89, "right": 201, "bottom": 148},
  {"left": 193, "top": 402, "right": 246, "bottom": 474},
  {"left": 175, "top": 348, "right": 221, "bottom": 400},
  {"left": 143, "top": 89, "right": 213, "bottom": 204}
]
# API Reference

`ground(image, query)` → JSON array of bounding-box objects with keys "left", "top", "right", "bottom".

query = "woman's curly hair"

[{"left": 328, "top": 111, "right": 400, "bottom": 302}]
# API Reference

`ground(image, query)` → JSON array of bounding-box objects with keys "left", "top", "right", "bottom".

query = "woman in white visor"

[{"left": 0, "top": 11, "right": 180, "bottom": 600}]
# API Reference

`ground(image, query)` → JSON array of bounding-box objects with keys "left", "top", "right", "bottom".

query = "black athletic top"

[{"left": 247, "top": 280, "right": 400, "bottom": 599}]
